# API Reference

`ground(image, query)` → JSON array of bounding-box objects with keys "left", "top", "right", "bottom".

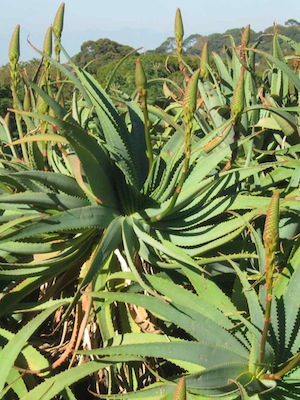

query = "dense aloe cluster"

[{"left": 0, "top": 4, "right": 299, "bottom": 399}]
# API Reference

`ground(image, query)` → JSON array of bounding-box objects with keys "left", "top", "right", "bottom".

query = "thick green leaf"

[
  {"left": 0, "top": 302, "right": 66, "bottom": 394},
  {"left": 185, "top": 363, "right": 249, "bottom": 395},
  {"left": 4, "top": 368, "right": 28, "bottom": 398},
  {"left": 78, "top": 70, "right": 140, "bottom": 187},
  {"left": 0, "top": 192, "right": 89, "bottom": 211},
  {"left": 145, "top": 275, "right": 235, "bottom": 330},
  {"left": 250, "top": 48, "right": 300, "bottom": 92},
  {"left": 0, "top": 327, "right": 50, "bottom": 374},
  {"left": 64, "top": 216, "right": 123, "bottom": 317},
  {"left": 122, "top": 217, "right": 162, "bottom": 299},
  {"left": 282, "top": 260, "right": 300, "bottom": 355},
  {"left": 11, "top": 171, "right": 86, "bottom": 198},
  {"left": 14, "top": 110, "right": 118, "bottom": 207},
  {"left": 88, "top": 290, "right": 249, "bottom": 361},
  {"left": 229, "top": 259, "right": 275, "bottom": 370},
  {"left": 19, "top": 358, "right": 137, "bottom": 400},
  {"left": 0, "top": 205, "right": 118, "bottom": 242},
  {"left": 84, "top": 339, "right": 247, "bottom": 367}
]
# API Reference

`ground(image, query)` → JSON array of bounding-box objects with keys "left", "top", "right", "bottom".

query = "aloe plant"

[
  {"left": 81, "top": 242, "right": 300, "bottom": 398},
  {"left": 0, "top": 4, "right": 299, "bottom": 399},
  {"left": 14, "top": 225, "right": 296, "bottom": 399}
]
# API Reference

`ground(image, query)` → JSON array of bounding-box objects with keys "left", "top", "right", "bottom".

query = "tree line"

[{"left": 1, "top": 19, "right": 300, "bottom": 117}]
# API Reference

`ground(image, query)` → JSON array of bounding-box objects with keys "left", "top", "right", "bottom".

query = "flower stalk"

[
  {"left": 9, "top": 25, "right": 29, "bottom": 163},
  {"left": 153, "top": 69, "right": 199, "bottom": 221},
  {"left": 53, "top": 3, "right": 65, "bottom": 104},
  {"left": 53, "top": 2, "right": 65, "bottom": 63},
  {"left": 175, "top": 8, "right": 189, "bottom": 81},
  {"left": 259, "top": 191, "right": 280, "bottom": 369}
]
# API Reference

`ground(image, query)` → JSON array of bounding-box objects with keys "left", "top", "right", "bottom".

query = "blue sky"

[{"left": 1, "top": 0, "right": 299, "bottom": 65}]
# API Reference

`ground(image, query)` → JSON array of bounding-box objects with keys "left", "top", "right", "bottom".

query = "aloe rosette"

[{"left": 0, "top": 5, "right": 299, "bottom": 399}]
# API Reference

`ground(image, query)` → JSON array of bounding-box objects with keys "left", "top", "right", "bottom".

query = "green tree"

[
  {"left": 96, "top": 53, "right": 199, "bottom": 102},
  {"left": 0, "top": 82, "right": 12, "bottom": 117},
  {"left": 72, "top": 38, "right": 138, "bottom": 73},
  {"left": 285, "top": 19, "right": 300, "bottom": 27},
  {"left": 153, "top": 37, "right": 176, "bottom": 54},
  {"left": 183, "top": 34, "right": 202, "bottom": 51}
]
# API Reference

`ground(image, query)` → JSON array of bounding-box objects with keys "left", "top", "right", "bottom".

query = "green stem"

[
  {"left": 178, "top": 56, "right": 190, "bottom": 83},
  {"left": 12, "top": 92, "right": 29, "bottom": 163},
  {"left": 259, "top": 268, "right": 273, "bottom": 367}
]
